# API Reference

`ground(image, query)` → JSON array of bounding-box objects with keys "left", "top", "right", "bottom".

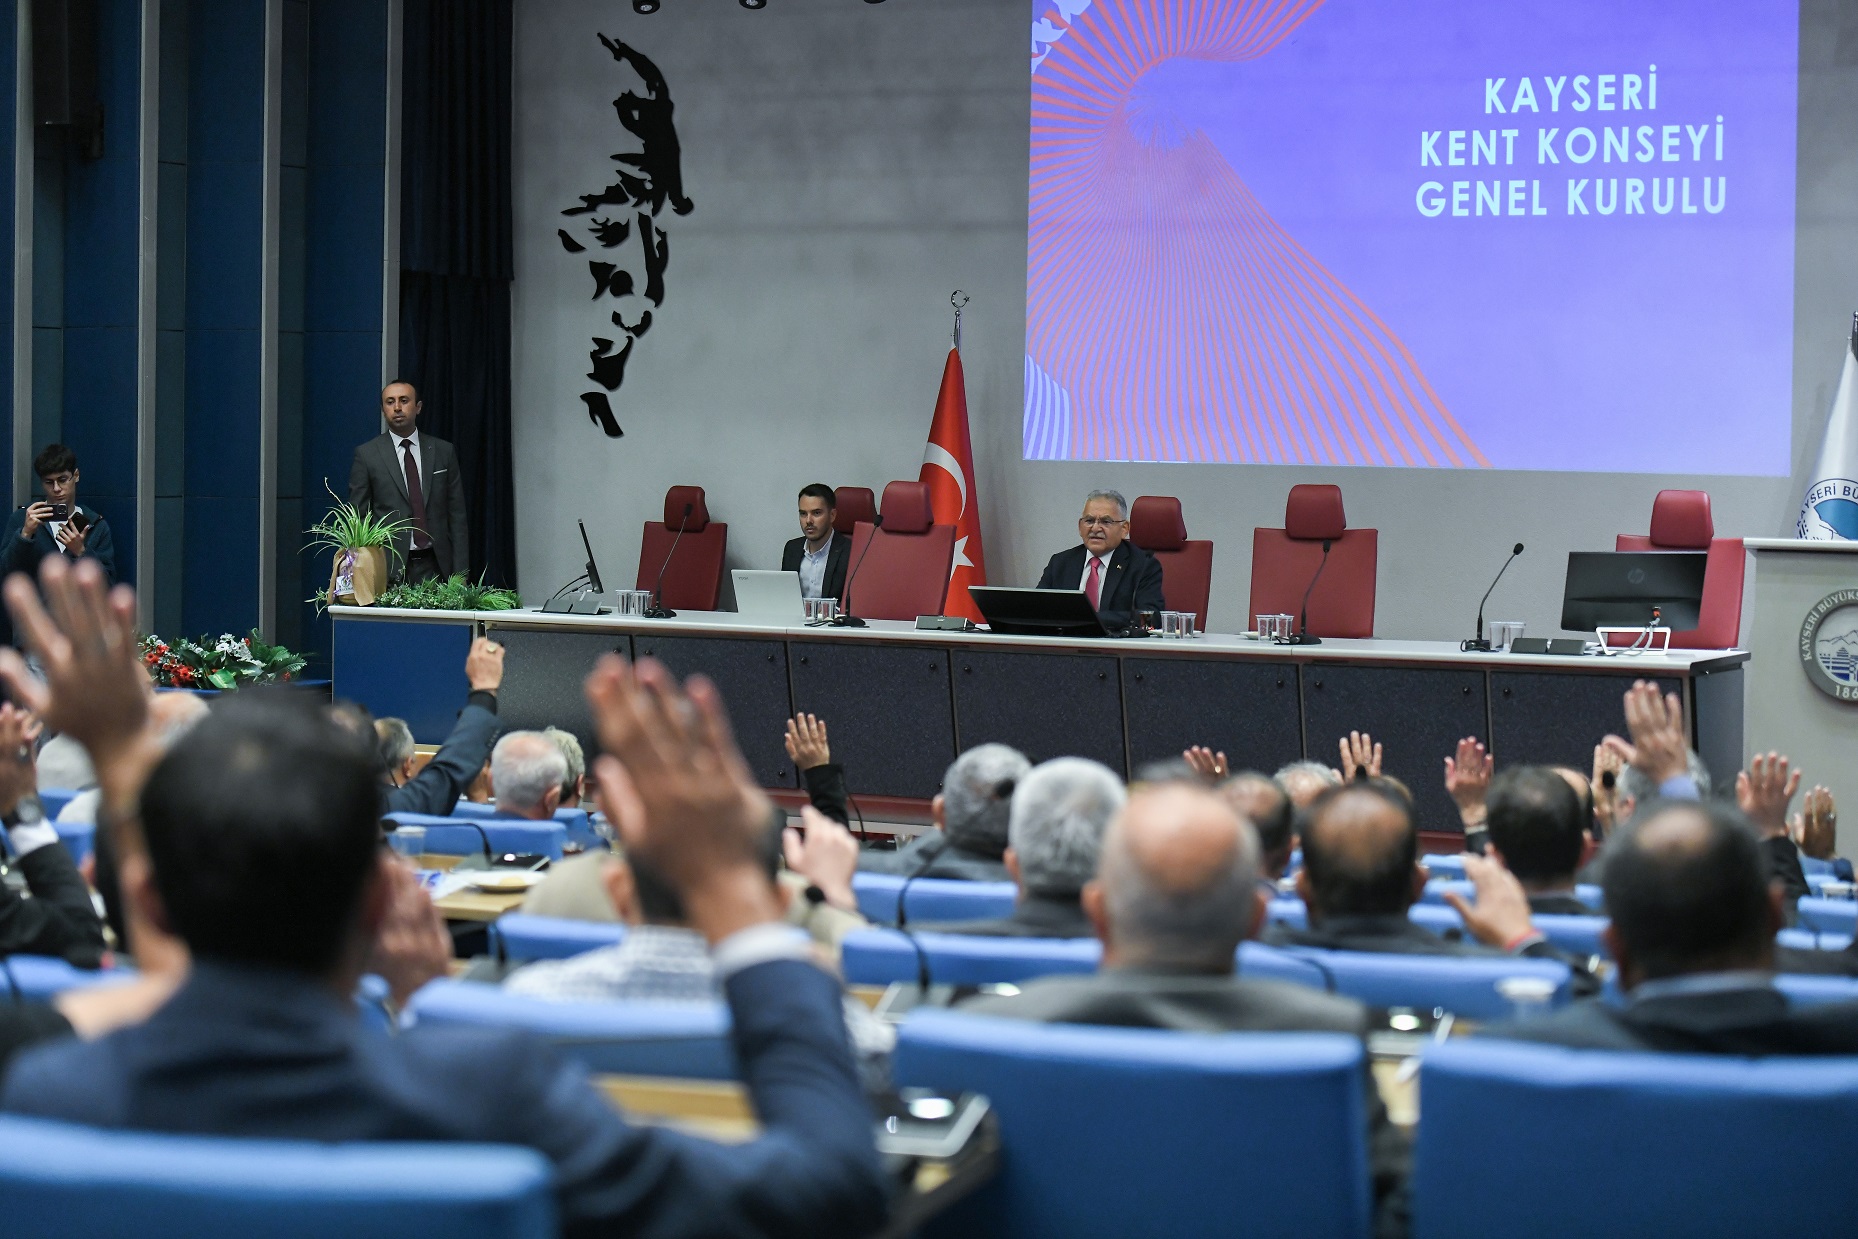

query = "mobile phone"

[
  {"left": 49, "top": 503, "right": 68, "bottom": 521},
  {"left": 68, "top": 510, "right": 90, "bottom": 534},
  {"left": 1600, "top": 770, "right": 1617, "bottom": 791}
]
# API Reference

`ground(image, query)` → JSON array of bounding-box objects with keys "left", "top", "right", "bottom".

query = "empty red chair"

[
  {"left": 635, "top": 485, "right": 728, "bottom": 612},
  {"left": 1614, "top": 490, "right": 1744, "bottom": 648},
  {"left": 842, "top": 481, "right": 957, "bottom": 622},
  {"left": 832, "top": 486, "right": 877, "bottom": 537},
  {"left": 1130, "top": 496, "right": 1215, "bottom": 626},
  {"left": 1249, "top": 485, "right": 1378, "bottom": 639}
]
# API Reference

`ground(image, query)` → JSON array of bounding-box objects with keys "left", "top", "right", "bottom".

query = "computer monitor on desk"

[
  {"left": 1560, "top": 551, "right": 1707, "bottom": 633},
  {"left": 968, "top": 586, "right": 1108, "bottom": 638}
]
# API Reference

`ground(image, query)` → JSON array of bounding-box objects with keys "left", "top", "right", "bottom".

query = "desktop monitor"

[
  {"left": 1560, "top": 552, "right": 1707, "bottom": 633},
  {"left": 578, "top": 520, "right": 605, "bottom": 595},
  {"left": 968, "top": 586, "right": 1108, "bottom": 638}
]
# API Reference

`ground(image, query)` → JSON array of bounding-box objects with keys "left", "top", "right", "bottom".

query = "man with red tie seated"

[
  {"left": 1036, "top": 489, "right": 1166, "bottom": 630},
  {"left": 348, "top": 380, "right": 469, "bottom": 585}
]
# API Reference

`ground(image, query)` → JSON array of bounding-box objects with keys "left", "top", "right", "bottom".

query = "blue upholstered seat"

[
  {"left": 384, "top": 812, "right": 566, "bottom": 860},
  {"left": 1412, "top": 1039, "right": 1858, "bottom": 1238},
  {"left": 1795, "top": 897, "right": 1858, "bottom": 936},
  {"left": 492, "top": 914, "right": 626, "bottom": 963},
  {"left": 406, "top": 978, "right": 734, "bottom": 1079},
  {"left": 0, "top": 1115, "right": 553, "bottom": 1239},
  {"left": 1280, "top": 949, "right": 1572, "bottom": 1019},
  {"left": 35, "top": 786, "right": 79, "bottom": 820},
  {"left": 894, "top": 1012, "right": 1372, "bottom": 1239},
  {"left": 448, "top": 801, "right": 599, "bottom": 849},
  {"left": 2, "top": 954, "right": 136, "bottom": 1001},
  {"left": 849, "top": 873, "right": 1017, "bottom": 925},
  {"left": 52, "top": 819, "right": 95, "bottom": 866},
  {"left": 837, "top": 932, "right": 1330, "bottom": 992}
]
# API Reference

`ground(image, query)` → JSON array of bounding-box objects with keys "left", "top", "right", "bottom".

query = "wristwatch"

[{"left": 2, "top": 792, "right": 44, "bottom": 830}]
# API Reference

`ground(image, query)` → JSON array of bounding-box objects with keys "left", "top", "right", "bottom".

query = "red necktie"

[
  {"left": 402, "top": 441, "right": 432, "bottom": 550},
  {"left": 1085, "top": 555, "right": 1103, "bottom": 608}
]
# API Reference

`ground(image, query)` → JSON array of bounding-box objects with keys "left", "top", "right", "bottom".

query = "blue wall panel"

[
  {"left": 182, "top": 493, "right": 257, "bottom": 635},
  {"left": 0, "top": 0, "right": 15, "bottom": 503},
  {"left": 332, "top": 616, "right": 473, "bottom": 744}
]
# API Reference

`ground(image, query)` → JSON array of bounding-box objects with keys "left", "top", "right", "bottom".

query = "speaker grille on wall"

[{"left": 33, "top": 0, "right": 103, "bottom": 158}]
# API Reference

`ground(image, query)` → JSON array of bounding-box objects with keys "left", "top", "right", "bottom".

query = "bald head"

[
  {"left": 1299, "top": 783, "right": 1419, "bottom": 919},
  {"left": 1090, "top": 783, "right": 1262, "bottom": 971},
  {"left": 1603, "top": 800, "right": 1779, "bottom": 986}
]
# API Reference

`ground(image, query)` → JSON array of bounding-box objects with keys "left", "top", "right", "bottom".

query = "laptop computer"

[
  {"left": 732, "top": 569, "right": 806, "bottom": 624},
  {"left": 967, "top": 586, "right": 1108, "bottom": 638}
]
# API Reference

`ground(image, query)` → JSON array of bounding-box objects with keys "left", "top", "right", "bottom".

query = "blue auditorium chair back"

[
  {"left": 1796, "top": 896, "right": 1858, "bottom": 936},
  {"left": 1420, "top": 880, "right": 1601, "bottom": 911},
  {"left": 849, "top": 873, "right": 1017, "bottom": 925},
  {"left": 1282, "top": 949, "right": 1571, "bottom": 1019},
  {"left": 1419, "top": 853, "right": 1466, "bottom": 877},
  {"left": 1412, "top": 1039, "right": 1858, "bottom": 1238},
  {"left": 385, "top": 812, "right": 566, "bottom": 860},
  {"left": 406, "top": 978, "right": 734, "bottom": 1079},
  {"left": 450, "top": 801, "right": 600, "bottom": 850},
  {"left": 2, "top": 955, "right": 136, "bottom": 1001},
  {"left": 53, "top": 819, "right": 95, "bottom": 865},
  {"left": 492, "top": 914, "right": 626, "bottom": 964},
  {"left": 839, "top": 930, "right": 1099, "bottom": 987},
  {"left": 894, "top": 1012, "right": 1371, "bottom": 1239},
  {"left": 0, "top": 1115, "right": 554, "bottom": 1239},
  {"left": 35, "top": 786, "right": 80, "bottom": 820},
  {"left": 1772, "top": 973, "right": 1858, "bottom": 1007}
]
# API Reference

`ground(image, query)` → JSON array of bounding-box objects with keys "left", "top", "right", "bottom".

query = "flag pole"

[{"left": 951, "top": 289, "right": 968, "bottom": 352}]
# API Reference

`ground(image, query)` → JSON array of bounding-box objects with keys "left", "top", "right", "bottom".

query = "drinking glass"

[{"left": 387, "top": 825, "right": 426, "bottom": 863}]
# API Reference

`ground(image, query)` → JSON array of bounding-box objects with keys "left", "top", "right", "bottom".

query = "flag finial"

[{"left": 951, "top": 290, "right": 969, "bottom": 351}]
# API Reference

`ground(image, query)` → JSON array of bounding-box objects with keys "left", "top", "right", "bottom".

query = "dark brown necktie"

[{"left": 401, "top": 441, "right": 432, "bottom": 551}]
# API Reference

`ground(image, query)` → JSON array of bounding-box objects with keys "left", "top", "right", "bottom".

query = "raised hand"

[
  {"left": 585, "top": 655, "right": 782, "bottom": 943},
  {"left": 1443, "top": 736, "right": 1493, "bottom": 827},
  {"left": 1602, "top": 680, "right": 1689, "bottom": 785},
  {"left": 1735, "top": 752, "right": 1800, "bottom": 840},
  {"left": 366, "top": 857, "right": 455, "bottom": 1007},
  {"left": 53, "top": 521, "right": 88, "bottom": 558},
  {"left": 783, "top": 713, "right": 831, "bottom": 771},
  {"left": 784, "top": 806, "right": 859, "bottom": 912},
  {"left": 1182, "top": 746, "right": 1229, "bottom": 782},
  {"left": 1793, "top": 786, "right": 1838, "bottom": 859},
  {"left": 0, "top": 704, "right": 37, "bottom": 818},
  {"left": 1443, "top": 854, "right": 1537, "bottom": 951},
  {"left": 464, "top": 636, "right": 505, "bottom": 694},
  {"left": 0, "top": 558, "right": 152, "bottom": 793},
  {"left": 1339, "top": 731, "right": 1382, "bottom": 782},
  {"left": 1590, "top": 743, "right": 1623, "bottom": 831}
]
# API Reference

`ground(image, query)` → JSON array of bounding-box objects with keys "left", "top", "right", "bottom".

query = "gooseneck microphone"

[
  {"left": 830, "top": 515, "right": 884, "bottom": 628},
  {"left": 644, "top": 503, "right": 692, "bottom": 619},
  {"left": 1462, "top": 542, "right": 1526, "bottom": 652},
  {"left": 1281, "top": 539, "right": 1332, "bottom": 646}
]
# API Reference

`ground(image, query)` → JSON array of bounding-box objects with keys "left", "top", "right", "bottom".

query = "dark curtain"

[{"left": 399, "top": 0, "right": 517, "bottom": 588}]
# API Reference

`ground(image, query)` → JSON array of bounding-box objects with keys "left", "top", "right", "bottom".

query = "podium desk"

[
  {"left": 332, "top": 607, "right": 1746, "bottom": 836},
  {"left": 1743, "top": 540, "right": 1858, "bottom": 855}
]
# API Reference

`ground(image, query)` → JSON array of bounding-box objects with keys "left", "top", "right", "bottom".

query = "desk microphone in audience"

[
  {"left": 1281, "top": 539, "right": 1331, "bottom": 646},
  {"left": 1462, "top": 542, "right": 1525, "bottom": 652},
  {"left": 830, "top": 514, "right": 884, "bottom": 629},
  {"left": 644, "top": 503, "right": 693, "bottom": 619}
]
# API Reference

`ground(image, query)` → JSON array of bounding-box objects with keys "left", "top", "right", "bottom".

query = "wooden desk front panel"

[
  {"left": 952, "top": 649, "right": 1126, "bottom": 775},
  {"left": 790, "top": 641, "right": 957, "bottom": 800},
  {"left": 1123, "top": 657, "right": 1303, "bottom": 778}
]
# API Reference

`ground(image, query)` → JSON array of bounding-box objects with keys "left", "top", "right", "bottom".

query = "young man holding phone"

[{"left": 0, "top": 445, "right": 115, "bottom": 647}]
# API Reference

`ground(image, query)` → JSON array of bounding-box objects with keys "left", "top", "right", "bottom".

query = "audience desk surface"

[{"left": 335, "top": 605, "right": 1746, "bottom": 831}]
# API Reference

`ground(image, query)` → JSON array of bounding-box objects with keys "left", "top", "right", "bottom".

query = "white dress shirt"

[{"left": 797, "top": 530, "right": 834, "bottom": 600}]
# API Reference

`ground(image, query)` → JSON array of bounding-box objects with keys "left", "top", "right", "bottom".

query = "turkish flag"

[{"left": 919, "top": 348, "right": 988, "bottom": 621}]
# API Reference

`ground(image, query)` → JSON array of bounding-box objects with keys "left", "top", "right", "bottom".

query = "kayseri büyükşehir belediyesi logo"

[
  {"left": 1800, "top": 589, "right": 1858, "bottom": 702},
  {"left": 1797, "top": 478, "right": 1858, "bottom": 539}
]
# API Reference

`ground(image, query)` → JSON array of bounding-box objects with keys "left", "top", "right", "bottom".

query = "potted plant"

[
  {"left": 372, "top": 574, "right": 523, "bottom": 612},
  {"left": 306, "top": 483, "right": 413, "bottom": 607}
]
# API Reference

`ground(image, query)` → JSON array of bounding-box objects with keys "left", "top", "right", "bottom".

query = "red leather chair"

[
  {"left": 1614, "top": 490, "right": 1744, "bottom": 649},
  {"left": 1249, "top": 485, "right": 1378, "bottom": 639},
  {"left": 634, "top": 485, "right": 728, "bottom": 612},
  {"left": 832, "top": 486, "right": 877, "bottom": 537},
  {"left": 1130, "top": 496, "right": 1214, "bottom": 626},
  {"left": 842, "top": 481, "right": 957, "bottom": 622}
]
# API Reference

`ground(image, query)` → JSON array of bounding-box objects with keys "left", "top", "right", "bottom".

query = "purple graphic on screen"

[{"left": 1025, "top": 0, "right": 1799, "bottom": 474}]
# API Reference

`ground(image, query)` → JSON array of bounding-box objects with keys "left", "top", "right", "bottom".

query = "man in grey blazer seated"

[
  {"left": 961, "top": 780, "right": 1410, "bottom": 1226},
  {"left": 859, "top": 744, "right": 1031, "bottom": 882},
  {"left": 348, "top": 380, "right": 469, "bottom": 584},
  {"left": 918, "top": 757, "right": 1124, "bottom": 938}
]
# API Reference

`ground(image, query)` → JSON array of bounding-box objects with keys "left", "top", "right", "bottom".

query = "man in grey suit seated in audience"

[
  {"left": 919, "top": 757, "right": 1123, "bottom": 938},
  {"left": 1271, "top": 783, "right": 1599, "bottom": 995},
  {"left": 1484, "top": 799, "right": 1858, "bottom": 1054},
  {"left": 859, "top": 743, "right": 1031, "bottom": 882},
  {"left": 962, "top": 780, "right": 1410, "bottom": 1230},
  {"left": 1483, "top": 767, "right": 1595, "bottom": 917},
  {"left": 490, "top": 730, "right": 570, "bottom": 820}
]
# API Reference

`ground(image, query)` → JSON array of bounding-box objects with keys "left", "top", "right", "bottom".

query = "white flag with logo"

[{"left": 1798, "top": 314, "right": 1858, "bottom": 540}]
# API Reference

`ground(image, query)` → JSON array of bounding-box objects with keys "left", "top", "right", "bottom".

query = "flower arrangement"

[
  {"left": 141, "top": 630, "right": 309, "bottom": 691},
  {"left": 372, "top": 574, "right": 523, "bottom": 612}
]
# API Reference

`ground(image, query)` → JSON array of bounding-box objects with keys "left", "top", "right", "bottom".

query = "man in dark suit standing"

[
  {"left": 1036, "top": 489, "right": 1165, "bottom": 629},
  {"left": 348, "top": 381, "right": 468, "bottom": 585},
  {"left": 1485, "top": 799, "right": 1858, "bottom": 1053},
  {"left": 779, "top": 483, "right": 852, "bottom": 604},
  {"left": 0, "top": 445, "right": 115, "bottom": 648}
]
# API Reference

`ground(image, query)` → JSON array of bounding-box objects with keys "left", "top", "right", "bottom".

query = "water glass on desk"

[
  {"left": 387, "top": 825, "right": 426, "bottom": 863},
  {"left": 613, "top": 590, "right": 654, "bottom": 617},
  {"left": 1160, "top": 611, "right": 1197, "bottom": 639},
  {"left": 1488, "top": 620, "right": 1526, "bottom": 652},
  {"left": 804, "top": 597, "right": 840, "bottom": 624}
]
